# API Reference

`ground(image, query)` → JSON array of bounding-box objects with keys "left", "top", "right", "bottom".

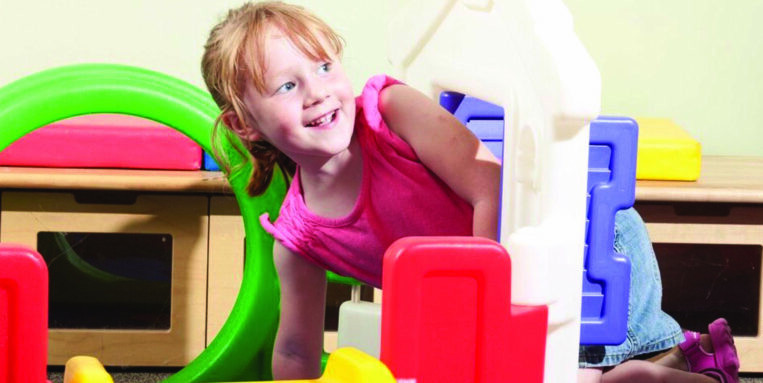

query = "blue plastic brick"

[
  {"left": 203, "top": 151, "right": 221, "bottom": 171},
  {"left": 581, "top": 117, "right": 637, "bottom": 345},
  {"left": 440, "top": 92, "right": 637, "bottom": 345},
  {"left": 467, "top": 119, "right": 504, "bottom": 141}
]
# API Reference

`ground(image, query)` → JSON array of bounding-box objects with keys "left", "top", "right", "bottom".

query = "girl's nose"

[{"left": 303, "top": 81, "right": 328, "bottom": 107}]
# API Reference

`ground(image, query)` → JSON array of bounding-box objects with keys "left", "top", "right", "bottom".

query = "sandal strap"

[
  {"left": 697, "top": 368, "right": 726, "bottom": 383},
  {"left": 679, "top": 331, "right": 716, "bottom": 373}
]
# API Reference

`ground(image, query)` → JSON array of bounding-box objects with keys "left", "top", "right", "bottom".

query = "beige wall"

[
  {"left": 0, "top": 1, "right": 393, "bottom": 94},
  {"left": 564, "top": 0, "right": 763, "bottom": 156},
  {"left": 1, "top": 0, "right": 760, "bottom": 156}
]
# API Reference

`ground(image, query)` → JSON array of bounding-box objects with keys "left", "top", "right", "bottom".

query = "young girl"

[{"left": 200, "top": 2, "right": 739, "bottom": 382}]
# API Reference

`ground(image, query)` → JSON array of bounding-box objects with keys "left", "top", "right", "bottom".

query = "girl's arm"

[
  {"left": 379, "top": 84, "right": 502, "bottom": 240},
  {"left": 271, "top": 241, "right": 327, "bottom": 380}
]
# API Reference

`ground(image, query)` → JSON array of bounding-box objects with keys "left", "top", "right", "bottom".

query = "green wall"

[{"left": 564, "top": 0, "right": 763, "bottom": 156}]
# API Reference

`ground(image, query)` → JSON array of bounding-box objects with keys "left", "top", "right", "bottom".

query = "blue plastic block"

[
  {"left": 439, "top": 92, "right": 466, "bottom": 114},
  {"left": 467, "top": 119, "right": 503, "bottom": 159},
  {"left": 203, "top": 151, "right": 221, "bottom": 171},
  {"left": 440, "top": 91, "right": 637, "bottom": 345},
  {"left": 466, "top": 119, "right": 504, "bottom": 140},
  {"left": 580, "top": 116, "right": 637, "bottom": 345}
]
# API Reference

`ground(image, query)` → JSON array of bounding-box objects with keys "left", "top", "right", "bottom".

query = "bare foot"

[
  {"left": 699, "top": 333, "right": 715, "bottom": 354},
  {"left": 650, "top": 333, "right": 714, "bottom": 371}
]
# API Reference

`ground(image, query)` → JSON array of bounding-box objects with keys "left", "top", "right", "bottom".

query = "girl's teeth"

[{"left": 309, "top": 112, "right": 333, "bottom": 127}]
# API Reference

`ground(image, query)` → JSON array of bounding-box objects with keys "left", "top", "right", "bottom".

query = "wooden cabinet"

[
  {"left": 635, "top": 156, "right": 763, "bottom": 372},
  {"left": 0, "top": 168, "right": 224, "bottom": 366},
  {"left": 206, "top": 196, "right": 245, "bottom": 345},
  {"left": 0, "top": 168, "right": 357, "bottom": 365},
  {"left": 0, "top": 190, "right": 208, "bottom": 366},
  {"left": 1, "top": 156, "right": 761, "bottom": 370}
]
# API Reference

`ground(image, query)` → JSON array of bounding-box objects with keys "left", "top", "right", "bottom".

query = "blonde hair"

[{"left": 202, "top": 1, "right": 344, "bottom": 196}]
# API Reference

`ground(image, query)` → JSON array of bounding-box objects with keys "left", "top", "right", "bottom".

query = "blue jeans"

[{"left": 578, "top": 207, "right": 684, "bottom": 367}]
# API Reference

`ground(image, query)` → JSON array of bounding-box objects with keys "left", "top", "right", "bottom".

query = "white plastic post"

[{"left": 388, "top": 1, "right": 601, "bottom": 382}]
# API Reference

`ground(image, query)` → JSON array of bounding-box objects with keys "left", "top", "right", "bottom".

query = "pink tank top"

[{"left": 260, "top": 75, "right": 473, "bottom": 288}]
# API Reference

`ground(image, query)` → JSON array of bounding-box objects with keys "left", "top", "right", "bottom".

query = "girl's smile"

[{"left": 305, "top": 109, "right": 338, "bottom": 129}]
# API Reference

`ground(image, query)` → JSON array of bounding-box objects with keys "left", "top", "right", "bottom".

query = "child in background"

[
  {"left": 578, "top": 210, "right": 740, "bottom": 383},
  {"left": 200, "top": 2, "right": 739, "bottom": 382}
]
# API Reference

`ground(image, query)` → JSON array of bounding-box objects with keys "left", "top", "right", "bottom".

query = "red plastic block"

[
  {"left": 0, "top": 114, "right": 201, "bottom": 170},
  {"left": 0, "top": 245, "right": 48, "bottom": 383},
  {"left": 380, "top": 237, "right": 547, "bottom": 383}
]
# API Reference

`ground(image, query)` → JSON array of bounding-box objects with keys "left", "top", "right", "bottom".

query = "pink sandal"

[{"left": 678, "top": 318, "right": 740, "bottom": 383}]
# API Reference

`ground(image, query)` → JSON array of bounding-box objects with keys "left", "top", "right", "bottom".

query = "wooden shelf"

[
  {"left": 1, "top": 156, "right": 759, "bottom": 201},
  {"left": 0, "top": 166, "right": 232, "bottom": 193},
  {"left": 636, "top": 156, "right": 763, "bottom": 203}
]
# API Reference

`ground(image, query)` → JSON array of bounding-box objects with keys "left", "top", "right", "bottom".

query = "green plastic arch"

[{"left": 0, "top": 64, "right": 286, "bottom": 382}]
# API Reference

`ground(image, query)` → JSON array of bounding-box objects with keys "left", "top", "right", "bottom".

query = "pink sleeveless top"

[{"left": 260, "top": 75, "right": 473, "bottom": 288}]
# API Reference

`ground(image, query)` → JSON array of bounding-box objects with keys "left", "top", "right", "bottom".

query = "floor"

[
  {"left": 48, "top": 369, "right": 175, "bottom": 383},
  {"left": 46, "top": 370, "right": 763, "bottom": 383}
]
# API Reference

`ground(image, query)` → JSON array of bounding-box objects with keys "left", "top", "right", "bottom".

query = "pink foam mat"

[{"left": 0, "top": 114, "right": 202, "bottom": 170}]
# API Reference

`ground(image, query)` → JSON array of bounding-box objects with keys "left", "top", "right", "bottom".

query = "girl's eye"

[
  {"left": 318, "top": 62, "right": 331, "bottom": 74},
  {"left": 276, "top": 82, "right": 295, "bottom": 94}
]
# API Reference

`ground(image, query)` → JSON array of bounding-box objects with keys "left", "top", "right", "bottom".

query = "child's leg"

[
  {"left": 579, "top": 209, "right": 684, "bottom": 372},
  {"left": 602, "top": 360, "right": 717, "bottom": 383},
  {"left": 613, "top": 209, "right": 685, "bottom": 352}
]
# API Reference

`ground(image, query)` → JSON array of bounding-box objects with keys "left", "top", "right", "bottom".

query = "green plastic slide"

[{"left": 0, "top": 63, "right": 287, "bottom": 382}]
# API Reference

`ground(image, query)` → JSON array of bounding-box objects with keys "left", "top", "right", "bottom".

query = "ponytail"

[
  {"left": 209, "top": 117, "right": 295, "bottom": 197},
  {"left": 247, "top": 140, "right": 296, "bottom": 196}
]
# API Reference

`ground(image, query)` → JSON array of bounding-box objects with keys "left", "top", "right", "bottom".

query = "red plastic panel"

[
  {"left": 0, "top": 245, "right": 48, "bottom": 383},
  {"left": 0, "top": 289, "right": 6, "bottom": 382},
  {"left": 0, "top": 114, "right": 201, "bottom": 170},
  {"left": 380, "top": 236, "right": 547, "bottom": 383}
]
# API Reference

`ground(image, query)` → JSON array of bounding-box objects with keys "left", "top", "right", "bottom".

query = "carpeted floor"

[{"left": 48, "top": 368, "right": 176, "bottom": 383}]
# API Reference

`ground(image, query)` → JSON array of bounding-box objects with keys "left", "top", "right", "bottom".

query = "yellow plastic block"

[
  {"left": 63, "top": 356, "right": 114, "bottom": 383},
  {"left": 635, "top": 118, "right": 702, "bottom": 181},
  {"left": 250, "top": 348, "right": 396, "bottom": 383}
]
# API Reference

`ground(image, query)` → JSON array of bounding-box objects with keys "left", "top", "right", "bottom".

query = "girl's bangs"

[{"left": 245, "top": 15, "right": 343, "bottom": 93}]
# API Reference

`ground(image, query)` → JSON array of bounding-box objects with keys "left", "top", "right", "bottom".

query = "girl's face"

[{"left": 237, "top": 26, "right": 355, "bottom": 166}]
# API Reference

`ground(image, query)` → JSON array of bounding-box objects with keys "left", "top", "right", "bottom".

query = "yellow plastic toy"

[
  {"left": 61, "top": 348, "right": 395, "bottom": 383},
  {"left": 277, "top": 347, "right": 396, "bottom": 383},
  {"left": 635, "top": 118, "right": 702, "bottom": 181},
  {"left": 63, "top": 357, "right": 114, "bottom": 383}
]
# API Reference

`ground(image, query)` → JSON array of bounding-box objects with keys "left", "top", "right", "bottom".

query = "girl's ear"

[{"left": 222, "top": 111, "right": 261, "bottom": 141}]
